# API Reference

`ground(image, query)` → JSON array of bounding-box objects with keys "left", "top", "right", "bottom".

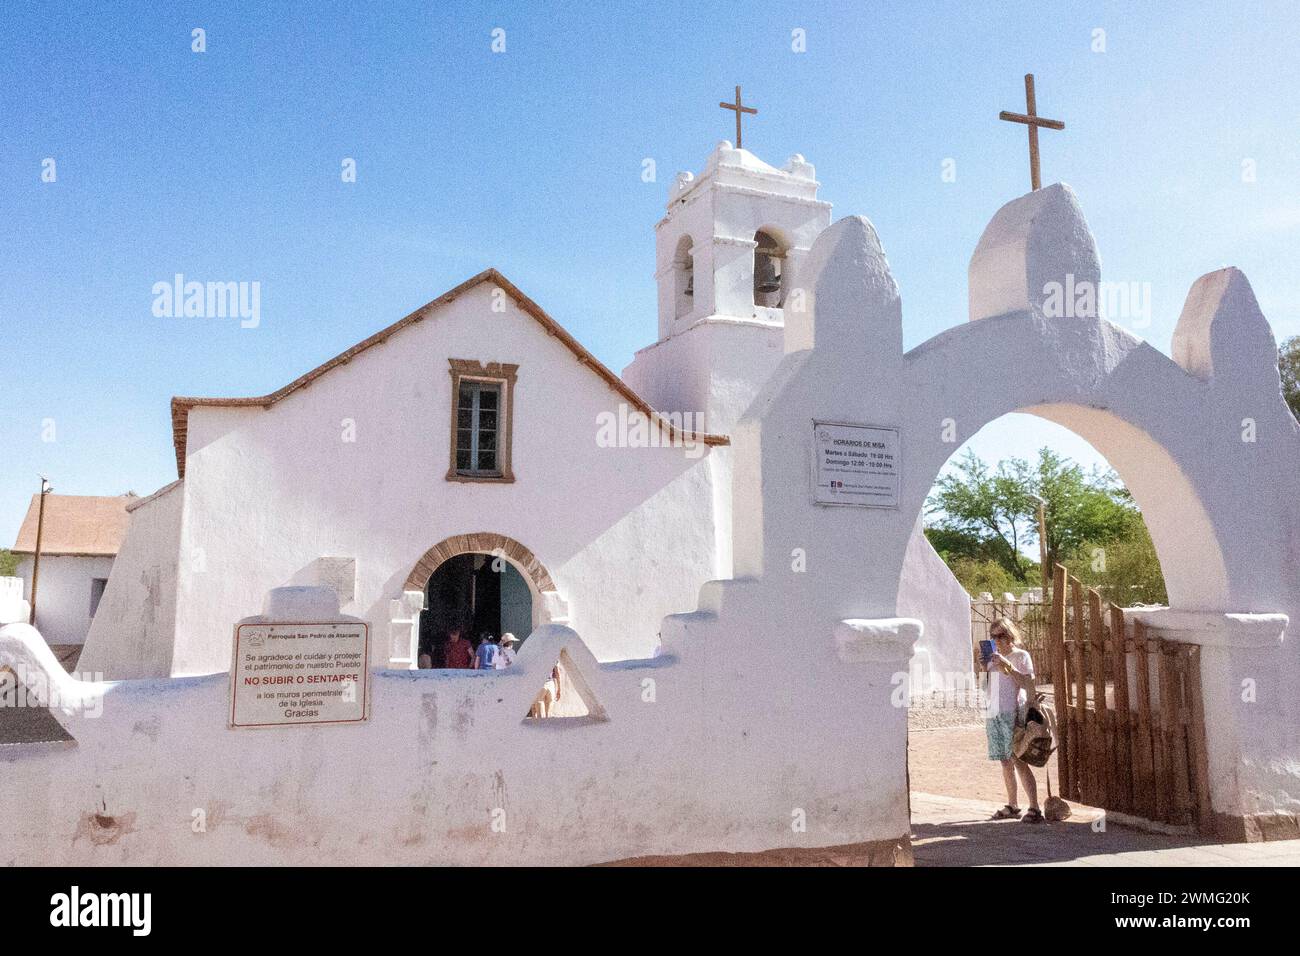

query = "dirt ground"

[
  {"left": 907, "top": 690, "right": 1062, "bottom": 807},
  {"left": 909, "top": 724, "right": 1045, "bottom": 806}
]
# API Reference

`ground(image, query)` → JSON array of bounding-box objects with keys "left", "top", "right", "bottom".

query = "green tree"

[
  {"left": 1281, "top": 335, "right": 1300, "bottom": 421},
  {"left": 924, "top": 526, "right": 1029, "bottom": 596},
  {"left": 1064, "top": 518, "right": 1168, "bottom": 605},
  {"left": 0, "top": 549, "right": 16, "bottom": 577},
  {"left": 926, "top": 450, "right": 1037, "bottom": 582},
  {"left": 926, "top": 448, "right": 1135, "bottom": 583},
  {"left": 923, "top": 526, "right": 1006, "bottom": 566},
  {"left": 946, "top": 555, "right": 1026, "bottom": 598},
  {"left": 1033, "top": 449, "right": 1133, "bottom": 572},
  {"left": 927, "top": 447, "right": 1164, "bottom": 602}
]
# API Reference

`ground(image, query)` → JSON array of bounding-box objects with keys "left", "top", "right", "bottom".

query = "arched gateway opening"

[
  {"left": 906, "top": 410, "right": 1183, "bottom": 809},
  {"left": 883, "top": 327, "right": 1236, "bottom": 622},
  {"left": 901, "top": 393, "right": 1234, "bottom": 834},
  {"left": 908, "top": 412, "right": 1174, "bottom": 678}
]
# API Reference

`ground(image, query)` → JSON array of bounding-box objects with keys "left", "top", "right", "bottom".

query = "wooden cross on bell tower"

[
  {"left": 719, "top": 85, "right": 757, "bottom": 149},
  {"left": 998, "top": 73, "right": 1064, "bottom": 191}
]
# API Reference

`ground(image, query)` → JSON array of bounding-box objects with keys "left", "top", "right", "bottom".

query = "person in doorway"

[
  {"left": 474, "top": 632, "right": 500, "bottom": 670},
  {"left": 984, "top": 617, "right": 1042, "bottom": 823},
  {"left": 443, "top": 626, "right": 474, "bottom": 669},
  {"left": 495, "top": 633, "right": 518, "bottom": 669}
]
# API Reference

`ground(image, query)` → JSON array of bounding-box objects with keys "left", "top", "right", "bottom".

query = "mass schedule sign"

[
  {"left": 229, "top": 622, "right": 370, "bottom": 728},
  {"left": 812, "top": 420, "right": 900, "bottom": 508}
]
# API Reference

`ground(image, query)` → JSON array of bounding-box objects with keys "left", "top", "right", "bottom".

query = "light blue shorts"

[{"left": 985, "top": 712, "right": 1016, "bottom": 761}]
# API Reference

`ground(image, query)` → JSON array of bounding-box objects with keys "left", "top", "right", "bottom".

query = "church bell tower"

[
  {"left": 625, "top": 139, "right": 832, "bottom": 433},
  {"left": 622, "top": 138, "right": 832, "bottom": 583},
  {"left": 655, "top": 140, "right": 829, "bottom": 341}
]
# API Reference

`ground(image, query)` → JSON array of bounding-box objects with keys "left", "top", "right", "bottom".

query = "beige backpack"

[{"left": 1012, "top": 691, "right": 1057, "bottom": 767}]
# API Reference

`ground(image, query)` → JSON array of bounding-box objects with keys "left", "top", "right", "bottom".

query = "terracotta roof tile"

[{"left": 12, "top": 494, "right": 135, "bottom": 556}]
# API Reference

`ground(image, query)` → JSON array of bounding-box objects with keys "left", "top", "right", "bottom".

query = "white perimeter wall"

[{"left": 0, "top": 620, "right": 912, "bottom": 865}]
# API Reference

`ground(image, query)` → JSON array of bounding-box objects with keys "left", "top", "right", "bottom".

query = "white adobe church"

[
  {"left": 3, "top": 134, "right": 1298, "bottom": 865},
  {"left": 74, "top": 140, "right": 972, "bottom": 686}
]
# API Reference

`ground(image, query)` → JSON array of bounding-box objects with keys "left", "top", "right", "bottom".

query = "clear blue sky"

[{"left": 3, "top": 1, "right": 1298, "bottom": 543}]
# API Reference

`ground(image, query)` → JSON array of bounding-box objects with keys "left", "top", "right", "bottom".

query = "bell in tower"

[
  {"left": 754, "top": 230, "right": 786, "bottom": 306},
  {"left": 672, "top": 237, "right": 695, "bottom": 320}
]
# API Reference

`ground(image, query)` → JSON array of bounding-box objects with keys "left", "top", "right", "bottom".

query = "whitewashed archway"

[{"left": 719, "top": 188, "right": 1298, "bottom": 833}]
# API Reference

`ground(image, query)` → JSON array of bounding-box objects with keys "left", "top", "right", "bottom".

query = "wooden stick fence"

[{"left": 1048, "top": 565, "right": 1212, "bottom": 833}]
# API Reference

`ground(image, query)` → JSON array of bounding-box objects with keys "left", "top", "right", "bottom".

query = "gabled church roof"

[{"left": 170, "top": 268, "right": 728, "bottom": 477}]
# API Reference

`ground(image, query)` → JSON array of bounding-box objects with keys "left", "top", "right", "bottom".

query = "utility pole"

[
  {"left": 28, "top": 476, "right": 51, "bottom": 626},
  {"left": 1031, "top": 494, "right": 1050, "bottom": 599}
]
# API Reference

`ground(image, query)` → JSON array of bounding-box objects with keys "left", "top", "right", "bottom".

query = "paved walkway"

[{"left": 911, "top": 792, "right": 1300, "bottom": 866}]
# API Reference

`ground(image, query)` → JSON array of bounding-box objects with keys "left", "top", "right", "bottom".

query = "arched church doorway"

[
  {"left": 402, "top": 532, "right": 559, "bottom": 670},
  {"left": 418, "top": 553, "right": 533, "bottom": 667}
]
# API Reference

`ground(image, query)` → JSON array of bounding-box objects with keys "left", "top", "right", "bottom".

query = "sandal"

[
  {"left": 991, "top": 804, "right": 1022, "bottom": 820},
  {"left": 1022, "top": 807, "right": 1044, "bottom": 824}
]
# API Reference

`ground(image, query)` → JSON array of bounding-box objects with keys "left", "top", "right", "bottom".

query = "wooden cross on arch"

[{"left": 999, "top": 73, "right": 1064, "bottom": 191}]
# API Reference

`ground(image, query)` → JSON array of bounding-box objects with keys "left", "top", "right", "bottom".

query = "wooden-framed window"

[
  {"left": 447, "top": 359, "right": 518, "bottom": 483},
  {"left": 457, "top": 381, "right": 500, "bottom": 473}
]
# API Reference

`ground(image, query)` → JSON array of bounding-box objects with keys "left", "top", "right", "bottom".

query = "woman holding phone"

[{"left": 984, "top": 617, "right": 1042, "bottom": 823}]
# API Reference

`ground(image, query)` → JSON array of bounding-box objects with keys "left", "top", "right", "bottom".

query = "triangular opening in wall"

[
  {"left": 523, "top": 648, "right": 607, "bottom": 723},
  {"left": 0, "top": 665, "right": 76, "bottom": 745}
]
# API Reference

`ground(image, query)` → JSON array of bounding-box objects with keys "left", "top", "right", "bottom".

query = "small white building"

[{"left": 12, "top": 494, "right": 134, "bottom": 657}]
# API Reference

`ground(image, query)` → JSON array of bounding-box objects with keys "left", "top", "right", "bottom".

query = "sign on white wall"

[
  {"left": 812, "top": 420, "right": 901, "bottom": 508},
  {"left": 229, "top": 622, "right": 370, "bottom": 728}
]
